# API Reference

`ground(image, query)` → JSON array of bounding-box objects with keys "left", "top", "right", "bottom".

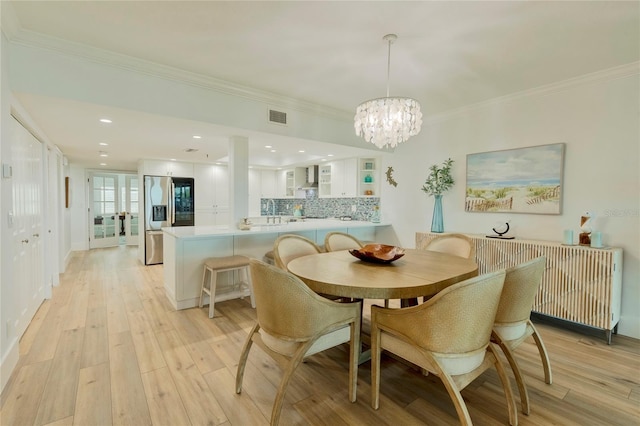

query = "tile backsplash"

[{"left": 260, "top": 190, "right": 380, "bottom": 221}]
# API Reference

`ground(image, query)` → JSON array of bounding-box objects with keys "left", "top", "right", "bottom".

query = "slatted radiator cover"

[{"left": 416, "top": 233, "right": 623, "bottom": 333}]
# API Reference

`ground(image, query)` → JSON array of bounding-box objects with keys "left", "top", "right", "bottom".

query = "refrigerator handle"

[{"left": 170, "top": 181, "right": 176, "bottom": 225}]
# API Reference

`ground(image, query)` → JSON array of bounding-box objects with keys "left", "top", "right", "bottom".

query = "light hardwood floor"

[{"left": 1, "top": 246, "right": 639, "bottom": 425}]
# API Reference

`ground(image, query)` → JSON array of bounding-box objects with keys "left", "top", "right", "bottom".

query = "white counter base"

[{"left": 163, "top": 221, "right": 393, "bottom": 311}]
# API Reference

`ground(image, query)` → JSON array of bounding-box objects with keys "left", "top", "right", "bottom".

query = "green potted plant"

[{"left": 421, "top": 158, "right": 454, "bottom": 232}]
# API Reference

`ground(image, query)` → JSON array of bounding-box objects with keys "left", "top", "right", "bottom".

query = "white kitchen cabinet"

[
  {"left": 324, "top": 158, "right": 357, "bottom": 198},
  {"left": 194, "top": 164, "right": 229, "bottom": 225},
  {"left": 318, "top": 164, "right": 332, "bottom": 198},
  {"left": 282, "top": 167, "right": 307, "bottom": 197},
  {"left": 260, "top": 169, "right": 277, "bottom": 198},
  {"left": 141, "top": 159, "right": 194, "bottom": 177},
  {"left": 277, "top": 169, "right": 289, "bottom": 198}
]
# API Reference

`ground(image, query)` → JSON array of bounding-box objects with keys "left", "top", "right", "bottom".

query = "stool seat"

[
  {"left": 199, "top": 255, "right": 255, "bottom": 318},
  {"left": 205, "top": 255, "right": 250, "bottom": 270},
  {"left": 263, "top": 250, "right": 275, "bottom": 265}
]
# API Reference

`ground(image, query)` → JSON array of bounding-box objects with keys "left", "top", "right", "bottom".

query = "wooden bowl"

[{"left": 349, "top": 244, "right": 405, "bottom": 264}]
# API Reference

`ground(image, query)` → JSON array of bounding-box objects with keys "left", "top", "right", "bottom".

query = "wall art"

[{"left": 465, "top": 143, "right": 565, "bottom": 214}]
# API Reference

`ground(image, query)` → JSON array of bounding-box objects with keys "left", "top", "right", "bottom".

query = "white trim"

[
  {"left": 426, "top": 62, "right": 640, "bottom": 124},
  {"left": 7, "top": 29, "right": 352, "bottom": 121},
  {"left": 0, "top": 336, "right": 19, "bottom": 394}
]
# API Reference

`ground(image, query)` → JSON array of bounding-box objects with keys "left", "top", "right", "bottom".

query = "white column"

[{"left": 228, "top": 136, "right": 249, "bottom": 227}]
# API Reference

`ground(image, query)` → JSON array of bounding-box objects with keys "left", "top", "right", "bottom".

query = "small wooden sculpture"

[
  {"left": 579, "top": 212, "right": 592, "bottom": 246},
  {"left": 386, "top": 166, "right": 398, "bottom": 187}
]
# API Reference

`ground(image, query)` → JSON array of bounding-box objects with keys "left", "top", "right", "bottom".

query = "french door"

[
  {"left": 125, "top": 175, "right": 139, "bottom": 245},
  {"left": 89, "top": 174, "right": 119, "bottom": 248},
  {"left": 89, "top": 173, "right": 139, "bottom": 248}
]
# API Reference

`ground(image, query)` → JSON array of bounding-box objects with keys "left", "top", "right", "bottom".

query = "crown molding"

[
  {"left": 1, "top": 2, "right": 22, "bottom": 40},
  {"left": 427, "top": 61, "right": 640, "bottom": 125},
  {"left": 7, "top": 24, "right": 638, "bottom": 129},
  {"left": 6, "top": 28, "right": 354, "bottom": 121}
]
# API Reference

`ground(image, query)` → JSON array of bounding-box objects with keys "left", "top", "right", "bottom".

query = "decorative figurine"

[
  {"left": 486, "top": 221, "right": 514, "bottom": 239},
  {"left": 579, "top": 212, "right": 592, "bottom": 246},
  {"left": 386, "top": 166, "right": 398, "bottom": 187}
]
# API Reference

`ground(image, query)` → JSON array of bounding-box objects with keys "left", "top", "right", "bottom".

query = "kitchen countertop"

[{"left": 162, "top": 219, "right": 389, "bottom": 239}]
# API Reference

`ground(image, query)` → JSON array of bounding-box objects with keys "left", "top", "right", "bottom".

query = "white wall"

[
  {"left": 0, "top": 31, "right": 19, "bottom": 392},
  {"left": 381, "top": 68, "right": 640, "bottom": 338},
  {"left": 68, "top": 165, "right": 88, "bottom": 251}
]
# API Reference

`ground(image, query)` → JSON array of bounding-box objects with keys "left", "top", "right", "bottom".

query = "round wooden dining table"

[{"left": 287, "top": 248, "right": 479, "bottom": 301}]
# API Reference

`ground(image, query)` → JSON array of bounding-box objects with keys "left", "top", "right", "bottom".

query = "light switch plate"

[{"left": 2, "top": 163, "right": 12, "bottom": 178}]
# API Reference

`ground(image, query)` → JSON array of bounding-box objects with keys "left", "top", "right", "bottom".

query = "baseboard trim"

[
  {"left": 531, "top": 312, "right": 614, "bottom": 343},
  {"left": 0, "top": 337, "right": 20, "bottom": 394}
]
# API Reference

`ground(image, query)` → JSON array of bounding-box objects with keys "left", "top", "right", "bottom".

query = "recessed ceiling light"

[
  {"left": 265, "top": 145, "right": 272, "bottom": 149},
  {"left": 99, "top": 142, "right": 108, "bottom": 146},
  {"left": 100, "top": 163, "right": 107, "bottom": 166},
  {"left": 99, "top": 118, "right": 112, "bottom": 123},
  {"left": 321, "top": 158, "right": 327, "bottom": 162},
  {"left": 327, "top": 154, "right": 334, "bottom": 157},
  {"left": 99, "top": 152, "right": 108, "bottom": 157},
  {"left": 298, "top": 150, "right": 305, "bottom": 153},
  {"left": 193, "top": 135, "right": 201, "bottom": 139},
  {"left": 170, "top": 158, "right": 176, "bottom": 161},
  {"left": 270, "top": 149, "right": 276, "bottom": 153}
]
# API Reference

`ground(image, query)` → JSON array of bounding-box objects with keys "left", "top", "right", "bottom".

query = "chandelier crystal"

[{"left": 354, "top": 34, "right": 423, "bottom": 149}]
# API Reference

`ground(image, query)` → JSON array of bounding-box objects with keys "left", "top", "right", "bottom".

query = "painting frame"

[
  {"left": 465, "top": 143, "right": 565, "bottom": 215},
  {"left": 65, "top": 176, "right": 70, "bottom": 208}
]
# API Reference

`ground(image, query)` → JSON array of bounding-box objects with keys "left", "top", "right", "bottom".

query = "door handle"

[
  {"left": 21, "top": 239, "right": 29, "bottom": 244},
  {"left": 33, "top": 233, "right": 39, "bottom": 237},
  {"left": 171, "top": 182, "right": 176, "bottom": 225}
]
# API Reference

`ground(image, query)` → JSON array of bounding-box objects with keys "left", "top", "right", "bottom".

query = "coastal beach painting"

[{"left": 465, "top": 143, "right": 565, "bottom": 214}]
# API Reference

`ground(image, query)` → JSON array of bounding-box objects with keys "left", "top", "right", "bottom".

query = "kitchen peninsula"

[{"left": 162, "top": 219, "right": 394, "bottom": 310}]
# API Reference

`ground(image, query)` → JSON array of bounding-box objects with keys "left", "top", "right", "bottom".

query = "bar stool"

[
  {"left": 263, "top": 250, "right": 275, "bottom": 265},
  {"left": 199, "top": 255, "right": 255, "bottom": 318}
]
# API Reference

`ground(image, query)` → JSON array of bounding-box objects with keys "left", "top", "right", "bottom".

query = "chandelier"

[{"left": 354, "top": 34, "right": 423, "bottom": 149}]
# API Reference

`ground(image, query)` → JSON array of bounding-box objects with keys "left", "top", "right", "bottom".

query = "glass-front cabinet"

[{"left": 318, "top": 157, "right": 379, "bottom": 198}]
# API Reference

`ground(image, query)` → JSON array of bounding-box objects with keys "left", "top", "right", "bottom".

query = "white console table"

[{"left": 416, "top": 232, "right": 623, "bottom": 343}]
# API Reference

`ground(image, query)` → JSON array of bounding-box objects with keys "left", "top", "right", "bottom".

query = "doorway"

[{"left": 89, "top": 172, "right": 139, "bottom": 249}]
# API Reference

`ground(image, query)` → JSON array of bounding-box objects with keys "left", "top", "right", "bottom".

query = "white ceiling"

[{"left": 5, "top": 1, "right": 639, "bottom": 171}]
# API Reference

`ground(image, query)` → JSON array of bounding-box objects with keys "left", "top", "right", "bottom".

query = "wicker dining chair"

[
  {"left": 273, "top": 234, "right": 323, "bottom": 271},
  {"left": 492, "top": 256, "right": 551, "bottom": 415},
  {"left": 236, "top": 259, "right": 361, "bottom": 425},
  {"left": 399, "top": 233, "right": 478, "bottom": 307},
  {"left": 422, "top": 233, "right": 476, "bottom": 260},
  {"left": 371, "top": 270, "right": 517, "bottom": 426},
  {"left": 324, "top": 231, "right": 364, "bottom": 252}
]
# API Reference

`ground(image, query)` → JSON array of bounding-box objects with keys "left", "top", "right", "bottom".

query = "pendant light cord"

[{"left": 382, "top": 34, "right": 397, "bottom": 98}]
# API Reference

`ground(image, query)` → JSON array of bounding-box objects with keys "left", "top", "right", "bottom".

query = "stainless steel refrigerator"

[{"left": 144, "top": 175, "right": 195, "bottom": 265}]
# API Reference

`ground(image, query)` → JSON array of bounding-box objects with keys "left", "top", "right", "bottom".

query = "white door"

[
  {"left": 89, "top": 173, "right": 119, "bottom": 248},
  {"left": 10, "top": 116, "right": 45, "bottom": 338},
  {"left": 125, "top": 175, "right": 139, "bottom": 245}
]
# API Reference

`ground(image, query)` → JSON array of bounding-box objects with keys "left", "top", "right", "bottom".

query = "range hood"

[{"left": 301, "top": 165, "right": 319, "bottom": 189}]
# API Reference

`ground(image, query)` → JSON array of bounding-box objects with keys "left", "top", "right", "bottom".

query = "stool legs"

[
  {"left": 208, "top": 268, "right": 218, "bottom": 318},
  {"left": 199, "top": 266, "right": 219, "bottom": 319},
  {"left": 200, "top": 264, "right": 255, "bottom": 318}
]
